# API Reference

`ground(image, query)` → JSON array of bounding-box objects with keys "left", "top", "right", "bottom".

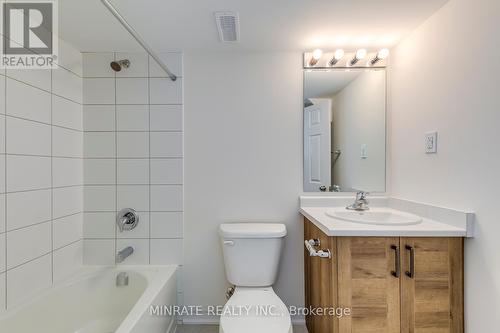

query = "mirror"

[{"left": 303, "top": 69, "right": 386, "bottom": 192}]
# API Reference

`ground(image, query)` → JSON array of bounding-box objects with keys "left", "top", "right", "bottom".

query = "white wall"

[
  {"left": 389, "top": 0, "right": 500, "bottom": 330},
  {"left": 81, "top": 53, "right": 184, "bottom": 270},
  {"left": 332, "top": 71, "right": 386, "bottom": 192},
  {"left": 183, "top": 52, "right": 304, "bottom": 322},
  {"left": 0, "top": 39, "right": 84, "bottom": 313}
]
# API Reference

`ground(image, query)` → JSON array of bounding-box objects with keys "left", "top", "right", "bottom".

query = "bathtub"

[{"left": 0, "top": 266, "right": 178, "bottom": 333}]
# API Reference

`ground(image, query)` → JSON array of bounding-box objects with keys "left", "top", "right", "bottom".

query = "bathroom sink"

[{"left": 325, "top": 207, "right": 422, "bottom": 226}]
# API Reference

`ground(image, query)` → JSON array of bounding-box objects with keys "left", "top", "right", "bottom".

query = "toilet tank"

[{"left": 219, "top": 223, "right": 287, "bottom": 287}]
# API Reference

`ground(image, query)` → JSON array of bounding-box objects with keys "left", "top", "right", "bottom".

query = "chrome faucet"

[
  {"left": 116, "top": 208, "right": 139, "bottom": 232},
  {"left": 116, "top": 246, "right": 134, "bottom": 263},
  {"left": 346, "top": 191, "right": 370, "bottom": 211},
  {"left": 331, "top": 184, "right": 341, "bottom": 192}
]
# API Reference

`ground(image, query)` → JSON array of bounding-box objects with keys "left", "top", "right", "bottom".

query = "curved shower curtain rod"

[{"left": 100, "top": 0, "right": 177, "bottom": 81}]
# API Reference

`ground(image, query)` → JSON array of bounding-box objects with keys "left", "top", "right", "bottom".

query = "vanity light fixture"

[
  {"left": 309, "top": 49, "right": 323, "bottom": 66},
  {"left": 370, "top": 48, "right": 390, "bottom": 65},
  {"left": 303, "top": 48, "right": 388, "bottom": 68},
  {"left": 350, "top": 48, "right": 367, "bottom": 66},
  {"left": 328, "top": 49, "right": 345, "bottom": 66}
]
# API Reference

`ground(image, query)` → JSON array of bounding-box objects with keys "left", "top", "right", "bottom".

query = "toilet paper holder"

[{"left": 304, "top": 239, "right": 331, "bottom": 259}]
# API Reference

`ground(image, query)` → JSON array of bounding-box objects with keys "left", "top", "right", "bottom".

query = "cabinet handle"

[
  {"left": 405, "top": 245, "right": 415, "bottom": 278},
  {"left": 390, "top": 245, "right": 400, "bottom": 278},
  {"left": 304, "top": 239, "right": 331, "bottom": 259}
]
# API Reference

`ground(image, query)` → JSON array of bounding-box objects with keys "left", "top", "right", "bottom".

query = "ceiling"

[
  {"left": 304, "top": 71, "right": 361, "bottom": 99},
  {"left": 59, "top": 0, "right": 448, "bottom": 53}
]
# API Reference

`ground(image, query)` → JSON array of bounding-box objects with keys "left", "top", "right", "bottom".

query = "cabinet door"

[
  {"left": 304, "top": 219, "right": 337, "bottom": 333},
  {"left": 401, "top": 238, "right": 464, "bottom": 333},
  {"left": 337, "top": 237, "right": 400, "bottom": 333}
]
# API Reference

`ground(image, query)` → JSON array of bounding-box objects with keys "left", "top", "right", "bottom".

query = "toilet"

[{"left": 219, "top": 223, "right": 292, "bottom": 333}]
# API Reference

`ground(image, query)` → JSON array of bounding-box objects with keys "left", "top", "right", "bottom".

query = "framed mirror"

[{"left": 303, "top": 69, "right": 386, "bottom": 192}]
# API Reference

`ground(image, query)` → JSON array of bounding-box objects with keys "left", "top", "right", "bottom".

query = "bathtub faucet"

[{"left": 116, "top": 246, "right": 134, "bottom": 263}]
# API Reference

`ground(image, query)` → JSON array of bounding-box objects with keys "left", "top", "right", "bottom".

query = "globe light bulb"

[
  {"left": 312, "top": 49, "right": 323, "bottom": 60},
  {"left": 309, "top": 49, "right": 323, "bottom": 66},
  {"left": 334, "top": 49, "right": 345, "bottom": 60},
  {"left": 350, "top": 49, "right": 367, "bottom": 66},
  {"left": 377, "top": 48, "right": 390, "bottom": 59},
  {"left": 355, "top": 49, "right": 367, "bottom": 60}
]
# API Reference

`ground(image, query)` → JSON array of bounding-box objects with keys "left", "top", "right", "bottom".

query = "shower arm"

[{"left": 100, "top": 0, "right": 177, "bottom": 81}]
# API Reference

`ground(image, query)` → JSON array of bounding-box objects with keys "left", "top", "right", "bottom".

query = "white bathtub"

[{"left": 0, "top": 266, "right": 178, "bottom": 333}]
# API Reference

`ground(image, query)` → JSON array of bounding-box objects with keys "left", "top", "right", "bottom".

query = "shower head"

[{"left": 110, "top": 59, "right": 130, "bottom": 72}]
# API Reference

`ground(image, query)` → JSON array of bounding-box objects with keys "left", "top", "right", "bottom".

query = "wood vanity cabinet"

[
  {"left": 304, "top": 219, "right": 338, "bottom": 333},
  {"left": 304, "top": 218, "right": 464, "bottom": 333}
]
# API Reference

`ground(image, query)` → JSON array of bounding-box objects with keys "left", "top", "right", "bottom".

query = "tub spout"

[{"left": 116, "top": 246, "right": 134, "bottom": 263}]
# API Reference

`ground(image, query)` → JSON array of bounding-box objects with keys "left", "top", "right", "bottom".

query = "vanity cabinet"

[
  {"left": 304, "top": 218, "right": 464, "bottom": 333},
  {"left": 304, "top": 221, "right": 337, "bottom": 333},
  {"left": 337, "top": 237, "right": 401, "bottom": 333},
  {"left": 400, "top": 238, "right": 464, "bottom": 333}
]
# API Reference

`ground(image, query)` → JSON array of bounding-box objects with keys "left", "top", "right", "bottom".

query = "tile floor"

[{"left": 176, "top": 324, "right": 308, "bottom": 333}]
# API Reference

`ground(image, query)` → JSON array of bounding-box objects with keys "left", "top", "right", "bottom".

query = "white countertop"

[
  {"left": 299, "top": 196, "right": 475, "bottom": 237},
  {"left": 300, "top": 206, "right": 467, "bottom": 237}
]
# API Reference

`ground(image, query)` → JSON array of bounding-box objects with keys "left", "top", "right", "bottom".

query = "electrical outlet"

[
  {"left": 425, "top": 131, "right": 438, "bottom": 153},
  {"left": 360, "top": 144, "right": 368, "bottom": 159}
]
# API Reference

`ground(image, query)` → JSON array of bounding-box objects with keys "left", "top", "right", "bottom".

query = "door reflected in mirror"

[{"left": 303, "top": 69, "right": 386, "bottom": 193}]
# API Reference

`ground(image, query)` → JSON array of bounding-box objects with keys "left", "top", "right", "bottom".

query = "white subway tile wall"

[
  {"left": 82, "top": 239, "right": 114, "bottom": 265},
  {"left": 83, "top": 212, "right": 115, "bottom": 239},
  {"left": 82, "top": 53, "right": 184, "bottom": 270},
  {"left": 116, "top": 105, "right": 149, "bottom": 131},
  {"left": 83, "top": 105, "right": 115, "bottom": 131},
  {"left": 7, "top": 255, "right": 52, "bottom": 308},
  {"left": 116, "top": 78, "right": 149, "bottom": 104},
  {"left": 0, "top": 41, "right": 84, "bottom": 313}
]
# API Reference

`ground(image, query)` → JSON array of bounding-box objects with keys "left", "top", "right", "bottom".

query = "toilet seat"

[{"left": 219, "top": 287, "right": 292, "bottom": 333}]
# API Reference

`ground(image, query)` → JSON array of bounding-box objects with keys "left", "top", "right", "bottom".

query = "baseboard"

[
  {"left": 180, "top": 316, "right": 305, "bottom": 326},
  {"left": 167, "top": 317, "right": 178, "bottom": 333},
  {"left": 292, "top": 318, "right": 306, "bottom": 325},
  {"left": 181, "top": 316, "right": 220, "bottom": 325}
]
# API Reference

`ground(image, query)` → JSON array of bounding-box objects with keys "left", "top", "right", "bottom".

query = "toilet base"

[{"left": 219, "top": 287, "right": 292, "bottom": 333}]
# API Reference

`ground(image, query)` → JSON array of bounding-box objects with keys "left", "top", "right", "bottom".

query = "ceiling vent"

[{"left": 214, "top": 11, "right": 240, "bottom": 42}]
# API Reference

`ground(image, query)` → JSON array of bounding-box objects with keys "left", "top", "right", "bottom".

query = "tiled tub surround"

[
  {"left": 82, "top": 53, "right": 184, "bottom": 267},
  {"left": 0, "top": 41, "right": 84, "bottom": 313}
]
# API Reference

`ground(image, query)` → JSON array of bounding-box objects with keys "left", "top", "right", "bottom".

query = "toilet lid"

[{"left": 220, "top": 288, "right": 291, "bottom": 333}]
